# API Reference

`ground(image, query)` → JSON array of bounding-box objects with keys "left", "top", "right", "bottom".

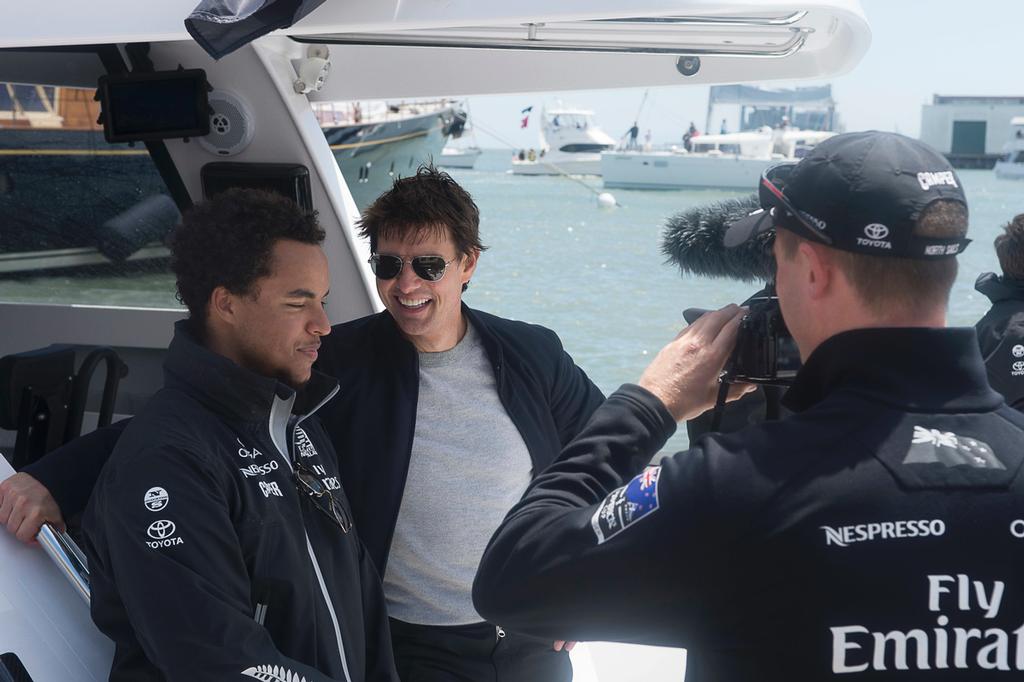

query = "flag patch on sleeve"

[{"left": 590, "top": 466, "right": 661, "bottom": 545}]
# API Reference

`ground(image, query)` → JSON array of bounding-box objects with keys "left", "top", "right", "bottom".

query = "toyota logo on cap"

[
  {"left": 147, "top": 520, "right": 176, "bottom": 539},
  {"left": 864, "top": 223, "right": 890, "bottom": 240}
]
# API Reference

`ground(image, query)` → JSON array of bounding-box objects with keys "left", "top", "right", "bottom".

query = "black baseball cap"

[{"left": 724, "top": 131, "right": 970, "bottom": 259}]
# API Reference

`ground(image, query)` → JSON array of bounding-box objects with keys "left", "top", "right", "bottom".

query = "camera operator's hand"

[{"left": 639, "top": 304, "right": 753, "bottom": 422}]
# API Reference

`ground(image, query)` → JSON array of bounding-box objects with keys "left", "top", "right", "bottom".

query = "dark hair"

[
  {"left": 994, "top": 214, "right": 1024, "bottom": 280},
  {"left": 777, "top": 200, "right": 968, "bottom": 314},
  {"left": 358, "top": 164, "right": 487, "bottom": 258},
  {"left": 170, "top": 188, "right": 325, "bottom": 332}
]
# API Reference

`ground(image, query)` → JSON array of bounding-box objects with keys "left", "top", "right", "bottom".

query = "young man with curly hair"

[
  {"left": 975, "top": 213, "right": 1024, "bottom": 410},
  {"left": 82, "top": 189, "right": 398, "bottom": 682}
]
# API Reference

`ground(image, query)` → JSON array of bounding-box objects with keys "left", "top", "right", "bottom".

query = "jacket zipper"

[
  {"left": 288, "top": 416, "right": 353, "bottom": 682},
  {"left": 267, "top": 393, "right": 352, "bottom": 682}
]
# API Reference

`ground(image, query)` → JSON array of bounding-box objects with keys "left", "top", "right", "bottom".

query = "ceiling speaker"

[{"left": 197, "top": 90, "right": 254, "bottom": 157}]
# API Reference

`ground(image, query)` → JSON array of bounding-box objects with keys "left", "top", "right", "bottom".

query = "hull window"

[{"left": 558, "top": 143, "right": 612, "bottom": 153}]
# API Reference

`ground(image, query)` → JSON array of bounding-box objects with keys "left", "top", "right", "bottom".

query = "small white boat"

[
  {"left": 440, "top": 145, "right": 483, "bottom": 169},
  {"left": 512, "top": 106, "right": 615, "bottom": 176},
  {"left": 601, "top": 127, "right": 835, "bottom": 190},
  {"left": 994, "top": 117, "right": 1024, "bottom": 180}
]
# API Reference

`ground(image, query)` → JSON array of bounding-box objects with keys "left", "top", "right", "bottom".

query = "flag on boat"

[
  {"left": 520, "top": 105, "right": 533, "bottom": 128},
  {"left": 185, "top": 0, "right": 327, "bottom": 59}
]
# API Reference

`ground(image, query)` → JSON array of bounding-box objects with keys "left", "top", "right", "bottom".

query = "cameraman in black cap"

[{"left": 474, "top": 131, "right": 1024, "bottom": 680}]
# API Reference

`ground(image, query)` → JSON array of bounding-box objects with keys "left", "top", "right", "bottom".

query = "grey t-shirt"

[{"left": 382, "top": 322, "right": 533, "bottom": 625}]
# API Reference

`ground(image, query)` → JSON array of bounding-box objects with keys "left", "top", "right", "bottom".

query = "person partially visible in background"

[{"left": 975, "top": 213, "right": 1024, "bottom": 410}]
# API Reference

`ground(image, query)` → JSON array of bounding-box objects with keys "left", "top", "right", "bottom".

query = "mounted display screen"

[
  {"left": 201, "top": 163, "right": 314, "bottom": 212},
  {"left": 98, "top": 69, "right": 210, "bottom": 143}
]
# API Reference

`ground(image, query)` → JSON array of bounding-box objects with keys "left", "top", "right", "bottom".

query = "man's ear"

[
  {"left": 800, "top": 241, "right": 834, "bottom": 301},
  {"left": 460, "top": 248, "right": 480, "bottom": 285},
  {"left": 209, "top": 286, "right": 238, "bottom": 326}
]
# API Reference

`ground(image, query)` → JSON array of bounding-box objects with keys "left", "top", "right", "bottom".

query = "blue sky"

[{"left": 465, "top": 1, "right": 1024, "bottom": 149}]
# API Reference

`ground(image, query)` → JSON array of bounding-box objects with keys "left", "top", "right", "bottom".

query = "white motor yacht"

[
  {"left": 511, "top": 106, "right": 616, "bottom": 176},
  {"left": 994, "top": 116, "right": 1024, "bottom": 180},
  {"left": 439, "top": 144, "right": 483, "bottom": 169},
  {"left": 0, "top": 1, "right": 870, "bottom": 679},
  {"left": 602, "top": 126, "right": 835, "bottom": 190}
]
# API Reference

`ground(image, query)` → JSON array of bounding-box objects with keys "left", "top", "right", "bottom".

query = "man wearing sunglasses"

[
  {"left": 81, "top": 189, "right": 398, "bottom": 682},
  {"left": 475, "top": 132, "right": 1024, "bottom": 680},
  {"left": 313, "top": 165, "right": 604, "bottom": 682}
]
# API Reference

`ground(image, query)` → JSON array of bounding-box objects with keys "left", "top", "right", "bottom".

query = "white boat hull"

[
  {"left": 994, "top": 160, "right": 1024, "bottom": 180},
  {"left": 511, "top": 155, "right": 602, "bottom": 176},
  {"left": 0, "top": 458, "right": 114, "bottom": 680},
  {"left": 439, "top": 148, "right": 482, "bottom": 169},
  {"left": 601, "top": 151, "right": 774, "bottom": 190}
]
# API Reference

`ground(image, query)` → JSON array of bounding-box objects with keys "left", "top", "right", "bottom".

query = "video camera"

[
  {"left": 728, "top": 285, "right": 799, "bottom": 386},
  {"left": 684, "top": 284, "right": 799, "bottom": 386},
  {"left": 664, "top": 193, "right": 799, "bottom": 430}
]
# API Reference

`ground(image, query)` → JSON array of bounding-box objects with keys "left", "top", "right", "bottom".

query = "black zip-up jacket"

[
  {"left": 83, "top": 323, "right": 398, "bottom": 682},
  {"left": 975, "top": 272, "right": 1024, "bottom": 410},
  {"left": 475, "top": 328, "right": 1024, "bottom": 681},
  {"left": 314, "top": 305, "right": 606, "bottom": 571}
]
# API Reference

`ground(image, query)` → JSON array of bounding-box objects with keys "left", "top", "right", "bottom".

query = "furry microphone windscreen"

[{"left": 661, "top": 195, "right": 776, "bottom": 282}]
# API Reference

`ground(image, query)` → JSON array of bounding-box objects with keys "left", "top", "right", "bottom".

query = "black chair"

[{"left": 0, "top": 346, "right": 127, "bottom": 469}]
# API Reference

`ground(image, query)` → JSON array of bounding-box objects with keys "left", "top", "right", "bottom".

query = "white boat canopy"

[{"left": 2, "top": 0, "right": 870, "bottom": 98}]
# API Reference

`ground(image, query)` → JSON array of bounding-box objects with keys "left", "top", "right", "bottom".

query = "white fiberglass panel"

[
  {"left": 4, "top": 1, "right": 869, "bottom": 95},
  {"left": 0, "top": 458, "right": 114, "bottom": 681}
]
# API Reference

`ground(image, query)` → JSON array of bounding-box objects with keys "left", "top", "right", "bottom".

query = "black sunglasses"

[
  {"left": 294, "top": 462, "right": 352, "bottom": 533},
  {"left": 759, "top": 163, "right": 833, "bottom": 246},
  {"left": 368, "top": 254, "right": 457, "bottom": 282}
]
